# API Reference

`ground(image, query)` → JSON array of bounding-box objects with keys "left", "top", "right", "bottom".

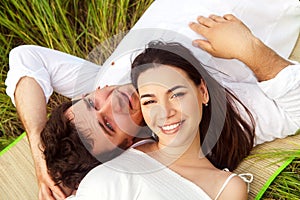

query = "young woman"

[
  {"left": 131, "top": 41, "right": 255, "bottom": 171},
  {"left": 68, "top": 41, "right": 254, "bottom": 199}
]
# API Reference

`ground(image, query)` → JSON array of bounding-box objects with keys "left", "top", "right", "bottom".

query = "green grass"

[
  {"left": 0, "top": 0, "right": 299, "bottom": 199},
  {"left": 0, "top": 0, "right": 153, "bottom": 148},
  {"left": 245, "top": 146, "right": 300, "bottom": 199},
  {"left": 260, "top": 151, "right": 300, "bottom": 199},
  {"left": 264, "top": 159, "right": 300, "bottom": 199}
]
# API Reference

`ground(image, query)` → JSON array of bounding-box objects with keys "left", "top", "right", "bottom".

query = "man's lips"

[
  {"left": 120, "top": 90, "right": 133, "bottom": 109},
  {"left": 117, "top": 87, "right": 140, "bottom": 111}
]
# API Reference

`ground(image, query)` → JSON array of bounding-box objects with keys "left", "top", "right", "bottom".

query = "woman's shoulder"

[{"left": 215, "top": 170, "right": 248, "bottom": 200}]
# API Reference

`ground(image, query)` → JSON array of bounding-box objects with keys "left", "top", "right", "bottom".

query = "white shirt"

[
  {"left": 66, "top": 148, "right": 237, "bottom": 200},
  {"left": 5, "top": 0, "right": 300, "bottom": 145}
]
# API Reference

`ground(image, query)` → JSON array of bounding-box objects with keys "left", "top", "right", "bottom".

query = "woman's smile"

[{"left": 159, "top": 120, "right": 185, "bottom": 135}]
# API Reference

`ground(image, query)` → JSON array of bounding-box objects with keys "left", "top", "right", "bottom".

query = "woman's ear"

[{"left": 197, "top": 79, "right": 209, "bottom": 104}]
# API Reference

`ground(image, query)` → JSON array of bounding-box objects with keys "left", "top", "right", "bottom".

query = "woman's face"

[{"left": 137, "top": 65, "right": 209, "bottom": 147}]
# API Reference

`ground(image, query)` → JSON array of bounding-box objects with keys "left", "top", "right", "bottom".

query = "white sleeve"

[
  {"left": 258, "top": 63, "right": 300, "bottom": 127},
  {"left": 94, "top": 0, "right": 300, "bottom": 86},
  {"left": 72, "top": 165, "right": 135, "bottom": 200},
  {"left": 5, "top": 45, "right": 100, "bottom": 105}
]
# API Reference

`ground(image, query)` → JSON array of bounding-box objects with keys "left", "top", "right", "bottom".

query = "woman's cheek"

[{"left": 142, "top": 107, "right": 157, "bottom": 131}]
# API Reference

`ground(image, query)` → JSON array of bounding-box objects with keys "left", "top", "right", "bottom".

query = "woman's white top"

[
  {"left": 5, "top": 0, "right": 300, "bottom": 144},
  {"left": 66, "top": 148, "right": 238, "bottom": 200}
]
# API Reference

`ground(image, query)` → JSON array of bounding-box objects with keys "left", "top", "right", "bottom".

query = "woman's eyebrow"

[
  {"left": 140, "top": 94, "right": 155, "bottom": 99},
  {"left": 167, "top": 85, "right": 187, "bottom": 94},
  {"left": 140, "top": 85, "right": 187, "bottom": 99}
]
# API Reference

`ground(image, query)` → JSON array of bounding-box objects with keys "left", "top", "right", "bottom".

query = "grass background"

[{"left": 0, "top": 0, "right": 299, "bottom": 199}]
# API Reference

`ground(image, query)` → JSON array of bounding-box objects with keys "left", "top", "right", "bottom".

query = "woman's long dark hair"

[{"left": 131, "top": 41, "right": 255, "bottom": 170}]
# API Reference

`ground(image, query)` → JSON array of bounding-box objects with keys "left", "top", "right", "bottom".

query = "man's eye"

[
  {"left": 88, "top": 98, "right": 95, "bottom": 108},
  {"left": 105, "top": 121, "right": 114, "bottom": 131}
]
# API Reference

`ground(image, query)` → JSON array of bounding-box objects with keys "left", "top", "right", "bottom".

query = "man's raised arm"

[
  {"left": 189, "top": 14, "right": 294, "bottom": 82},
  {"left": 15, "top": 77, "right": 66, "bottom": 200},
  {"left": 6, "top": 45, "right": 99, "bottom": 199}
]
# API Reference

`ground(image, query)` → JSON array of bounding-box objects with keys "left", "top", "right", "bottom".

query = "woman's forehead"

[{"left": 138, "top": 65, "right": 191, "bottom": 87}]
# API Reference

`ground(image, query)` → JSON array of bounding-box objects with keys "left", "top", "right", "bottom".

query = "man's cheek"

[
  {"left": 131, "top": 110, "right": 144, "bottom": 125},
  {"left": 114, "top": 115, "right": 141, "bottom": 137}
]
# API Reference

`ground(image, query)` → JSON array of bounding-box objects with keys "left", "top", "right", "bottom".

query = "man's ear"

[
  {"left": 198, "top": 79, "right": 209, "bottom": 104},
  {"left": 65, "top": 109, "right": 75, "bottom": 121}
]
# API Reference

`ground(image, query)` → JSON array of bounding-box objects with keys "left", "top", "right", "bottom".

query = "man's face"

[{"left": 65, "top": 84, "right": 143, "bottom": 156}]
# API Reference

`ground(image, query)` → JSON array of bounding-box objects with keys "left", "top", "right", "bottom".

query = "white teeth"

[{"left": 161, "top": 122, "right": 181, "bottom": 131}]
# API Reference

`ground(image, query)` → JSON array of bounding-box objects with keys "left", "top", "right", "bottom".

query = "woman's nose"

[{"left": 153, "top": 101, "right": 176, "bottom": 121}]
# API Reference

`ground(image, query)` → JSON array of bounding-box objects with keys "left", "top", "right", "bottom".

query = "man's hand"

[
  {"left": 35, "top": 156, "right": 66, "bottom": 200},
  {"left": 189, "top": 14, "right": 257, "bottom": 61},
  {"left": 189, "top": 14, "right": 293, "bottom": 81}
]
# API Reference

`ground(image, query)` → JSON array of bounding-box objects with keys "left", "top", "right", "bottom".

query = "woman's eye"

[
  {"left": 142, "top": 100, "right": 156, "bottom": 105},
  {"left": 171, "top": 92, "right": 185, "bottom": 99}
]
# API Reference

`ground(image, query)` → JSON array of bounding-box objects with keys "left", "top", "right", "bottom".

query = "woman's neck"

[{"left": 151, "top": 133, "right": 208, "bottom": 167}]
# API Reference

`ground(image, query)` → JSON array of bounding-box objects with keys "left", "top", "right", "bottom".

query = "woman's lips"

[{"left": 159, "top": 121, "right": 185, "bottom": 135}]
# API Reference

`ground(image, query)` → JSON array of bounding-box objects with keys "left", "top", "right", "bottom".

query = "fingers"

[
  {"left": 223, "top": 14, "right": 237, "bottom": 21},
  {"left": 51, "top": 185, "right": 66, "bottom": 199},
  {"left": 38, "top": 182, "right": 66, "bottom": 200},
  {"left": 189, "top": 14, "right": 225, "bottom": 37},
  {"left": 196, "top": 16, "right": 215, "bottom": 28},
  {"left": 39, "top": 185, "right": 55, "bottom": 200},
  {"left": 193, "top": 14, "right": 238, "bottom": 27},
  {"left": 189, "top": 14, "right": 239, "bottom": 37},
  {"left": 209, "top": 14, "right": 227, "bottom": 23},
  {"left": 192, "top": 39, "right": 214, "bottom": 53},
  {"left": 189, "top": 21, "right": 208, "bottom": 36},
  {"left": 189, "top": 15, "right": 225, "bottom": 36}
]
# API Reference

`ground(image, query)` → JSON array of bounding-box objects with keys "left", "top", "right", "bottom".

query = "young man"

[{"left": 6, "top": 0, "right": 300, "bottom": 199}]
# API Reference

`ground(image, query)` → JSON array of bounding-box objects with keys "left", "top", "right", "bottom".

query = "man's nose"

[
  {"left": 96, "top": 100, "right": 110, "bottom": 114},
  {"left": 91, "top": 88, "right": 101, "bottom": 111}
]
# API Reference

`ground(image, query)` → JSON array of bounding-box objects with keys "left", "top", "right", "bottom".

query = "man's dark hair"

[{"left": 40, "top": 101, "right": 101, "bottom": 190}]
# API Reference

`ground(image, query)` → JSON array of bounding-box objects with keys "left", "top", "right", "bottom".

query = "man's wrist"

[{"left": 239, "top": 37, "right": 292, "bottom": 81}]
